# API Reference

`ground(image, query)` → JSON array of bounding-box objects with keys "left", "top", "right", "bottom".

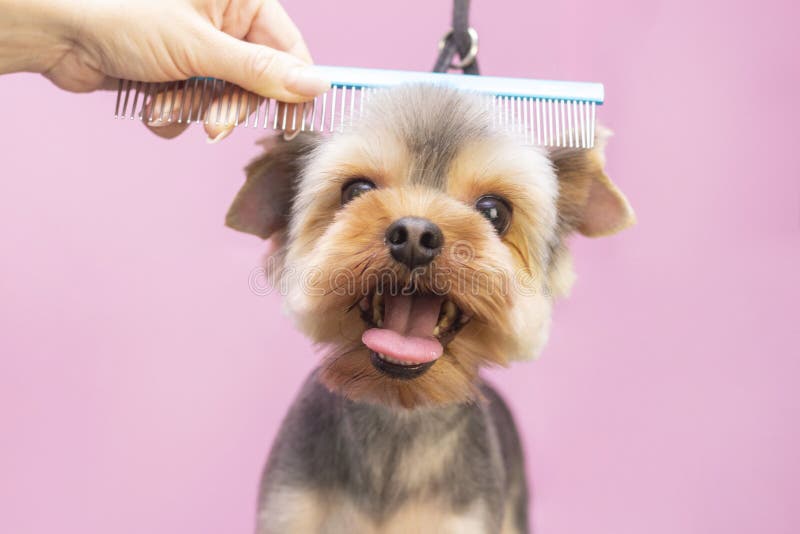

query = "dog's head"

[{"left": 227, "top": 85, "right": 634, "bottom": 408}]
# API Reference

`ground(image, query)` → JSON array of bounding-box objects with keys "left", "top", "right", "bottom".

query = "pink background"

[{"left": 1, "top": 0, "right": 799, "bottom": 532}]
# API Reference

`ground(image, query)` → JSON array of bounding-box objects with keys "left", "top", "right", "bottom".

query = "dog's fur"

[{"left": 226, "top": 85, "right": 634, "bottom": 533}]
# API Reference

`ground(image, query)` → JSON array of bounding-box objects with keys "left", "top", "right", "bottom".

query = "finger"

[
  {"left": 113, "top": 80, "right": 189, "bottom": 140},
  {"left": 204, "top": 87, "right": 309, "bottom": 142},
  {"left": 203, "top": 83, "right": 250, "bottom": 142},
  {"left": 246, "top": 0, "right": 313, "bottom": 63},
  {"left": 142, "top": 80, "right": 207, "bottom": 139},
  {"left": 145, "top": 120, "right": 191, "bottom": 139},
  {"left": 142, "top": 79, "right": 251, "bottom": 143},
  {"left": 203, "top": 30, "right": 329, "bottom": 103}
]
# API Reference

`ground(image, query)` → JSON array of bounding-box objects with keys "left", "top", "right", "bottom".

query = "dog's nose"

[{"left": 385, "top": 217, "right": 443, "bottom": 268}]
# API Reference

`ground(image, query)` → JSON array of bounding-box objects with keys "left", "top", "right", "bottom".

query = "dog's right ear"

[
  {"left": 550, "top": 127, "right": 635, "bottom": 238},
  {"left": 226, "top": 133, "right": 318, "bottom": 240}
]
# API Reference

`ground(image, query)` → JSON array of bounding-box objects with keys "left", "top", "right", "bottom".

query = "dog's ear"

[
  {"left": 226, "top": 133, "right": 318, "bottom": 239},
  {"left": 550, "top": 127, "right": 635, "bottom": 237}
]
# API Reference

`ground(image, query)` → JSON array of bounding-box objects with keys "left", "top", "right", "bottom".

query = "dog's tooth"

[
  {"left": 378, "top": 353, "right": 416, "bottom": 367},
  {"left": 372, "top": 291, "right": 384, "bottom": 325},
  {"left": 372, "top": 295, "right": 382, "bottom": 325},
  {"left": 433, "top": 326, "right": 441, "bottom": 336},
  {"left": 377, "top": 319, "right": 383, "bottom": 328},
  {"left": 443, "top": 300, "right": 457, "bottom": 320},
  {"left": 437, "top": 301, "right": 457, "bottom": 331},
  {"left": 459, "top": 315, "right": 471, "bottom": 324}
]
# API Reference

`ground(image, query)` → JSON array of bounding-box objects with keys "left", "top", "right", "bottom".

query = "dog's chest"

[
  {"left": 258, "top": 378, "right": 511, "bottom": 533},
  {"left": 332, "top": 397, "right": 505, "bottom": 509}
]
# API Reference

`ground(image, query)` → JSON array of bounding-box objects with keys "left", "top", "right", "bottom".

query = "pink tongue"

[{"left": 362, "top": 293, "right": 444, "bottom": 364}]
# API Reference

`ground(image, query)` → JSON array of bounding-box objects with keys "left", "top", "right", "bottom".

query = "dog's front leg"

[
  {"left": 256, "top": 486, "right": 327, "bottom": 534},
  {"left": 257, "top": 486, "right": 377, "bottom": 534}
]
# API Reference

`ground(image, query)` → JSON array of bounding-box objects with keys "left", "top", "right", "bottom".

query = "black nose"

[{"left": 385, "top": 217, "right": 443, "bottom": 268}]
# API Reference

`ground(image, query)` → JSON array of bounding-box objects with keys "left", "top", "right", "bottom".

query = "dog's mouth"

[{"left": 359, "top": 289, "right": 470, "bottom": 379}]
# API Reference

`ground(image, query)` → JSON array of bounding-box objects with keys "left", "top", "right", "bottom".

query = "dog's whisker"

[
  {"left": 349, "top": 252, "right": 375, "bottom": 272},
  {"left": 344, "top": 295, "right": 363, "bottom": 314}
]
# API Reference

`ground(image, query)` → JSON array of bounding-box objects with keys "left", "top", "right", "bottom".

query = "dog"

[{"left": 225, "top": 85, "right": 635, "bottom": 533}]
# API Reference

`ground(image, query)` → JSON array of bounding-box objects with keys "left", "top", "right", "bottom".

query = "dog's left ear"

[
  {"left": 550, "top": 127, "right": 635, "bottom": 237},
  {"left": 226, "top": 133, "right": 318, "bottom": 239}
]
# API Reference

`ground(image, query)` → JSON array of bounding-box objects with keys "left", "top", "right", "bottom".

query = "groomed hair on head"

[{"left": 226, "top": 85, "right": 634, "bottom": 408}]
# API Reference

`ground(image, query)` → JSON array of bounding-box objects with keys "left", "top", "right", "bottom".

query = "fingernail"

[
  {"left": 283, "top": 130, "right": 300, "bottom": 141},
  {"left": 145, "top": 97, "right": 169, "bottom": 126},
  {"left": 206, "top": 127, "right": 233, "bottom": 144},
  {"left": 286, "top": 66, "right": 330, "bottom": 97},
  {"left": 147, "top": 110, "right": 175, "bottom": 127},
  {"left": 148, "top": 117, "right": 170, "bottom": 127}
]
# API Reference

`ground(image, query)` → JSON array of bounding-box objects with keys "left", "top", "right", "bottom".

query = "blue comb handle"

[{"left": 310, "top": 65, "right": 604, "bottom": 104}]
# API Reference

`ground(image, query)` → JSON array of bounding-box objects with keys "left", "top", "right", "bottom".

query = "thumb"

[{"left": 201, "top": 30, "right": 329, "bottom": 103}]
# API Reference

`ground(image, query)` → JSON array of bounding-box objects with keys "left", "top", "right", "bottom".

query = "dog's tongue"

[{"left": 362, "top": 293, "right": 444, "bottom": 364}]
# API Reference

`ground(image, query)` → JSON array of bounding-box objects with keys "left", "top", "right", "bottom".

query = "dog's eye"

[
  {"left": 475, "top": 195, "right": 512, "bottom": 235},
  {"left": 341, "top": 179, "right": 376, "bottom": 205}
]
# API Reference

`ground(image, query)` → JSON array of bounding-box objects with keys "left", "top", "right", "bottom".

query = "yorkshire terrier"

[{"left": 226, "top": 85, "right": 634, "bottom": 533}]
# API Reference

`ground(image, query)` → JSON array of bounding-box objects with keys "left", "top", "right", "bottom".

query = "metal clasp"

[{"left": 438, "top": 27, "right": 479, "bottom": 70}]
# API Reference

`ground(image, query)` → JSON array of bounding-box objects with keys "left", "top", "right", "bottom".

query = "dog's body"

[
  {"left": 258, "top": 373, "right": 527, "bottom": 534},
  {"left": 226, "top": 85, "right": 634, "bottom": 533}
]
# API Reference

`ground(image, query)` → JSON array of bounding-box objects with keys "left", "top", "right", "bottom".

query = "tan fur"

[
  {"left": 257, "top": 487, "right": 328, "bottom": 534},
  {"left": 259, "top": 489, "right": 491, "bottom": 534},
  {"left": 227, "top": 90, "right": 634, "bottom": 409},
  {"left": 225, "top": 87, "right": 637, "bottom": 534},
  {"left": 281, "top": 133, "right": 563, "bottom": 406},
  {"left": 550, "top": 127, "right": 635, "bottom": 238},
  {"left": 392, "top": 416, "right": 466, "bottom": 489},
  {"left": 500, "top": 501, "right": 524, "bottom": 534},
  {"left": 292, "top": 185, "right": 528, "bottom": 408}
]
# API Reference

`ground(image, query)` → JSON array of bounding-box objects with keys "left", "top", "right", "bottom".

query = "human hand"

[{"left": 0, "top": 0, "right": 329, "bottom": 142}]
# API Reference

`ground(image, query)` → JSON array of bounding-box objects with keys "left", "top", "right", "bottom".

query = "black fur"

[{"left": 259, "top": 370, "right": 529, "bottom": 532}]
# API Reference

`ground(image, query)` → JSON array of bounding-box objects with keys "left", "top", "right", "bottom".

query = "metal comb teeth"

[{"left": 114, "top": 76, "right": 598, "bottom": 149}]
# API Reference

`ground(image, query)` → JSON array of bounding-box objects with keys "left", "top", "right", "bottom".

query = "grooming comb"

[{"left": 113, "top": 66, "right": 603, "bottom": 148}]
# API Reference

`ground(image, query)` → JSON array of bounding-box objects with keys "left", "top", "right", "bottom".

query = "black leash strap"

[{"left": 432, "top": 0, "right": 480, "bottom": 75}]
